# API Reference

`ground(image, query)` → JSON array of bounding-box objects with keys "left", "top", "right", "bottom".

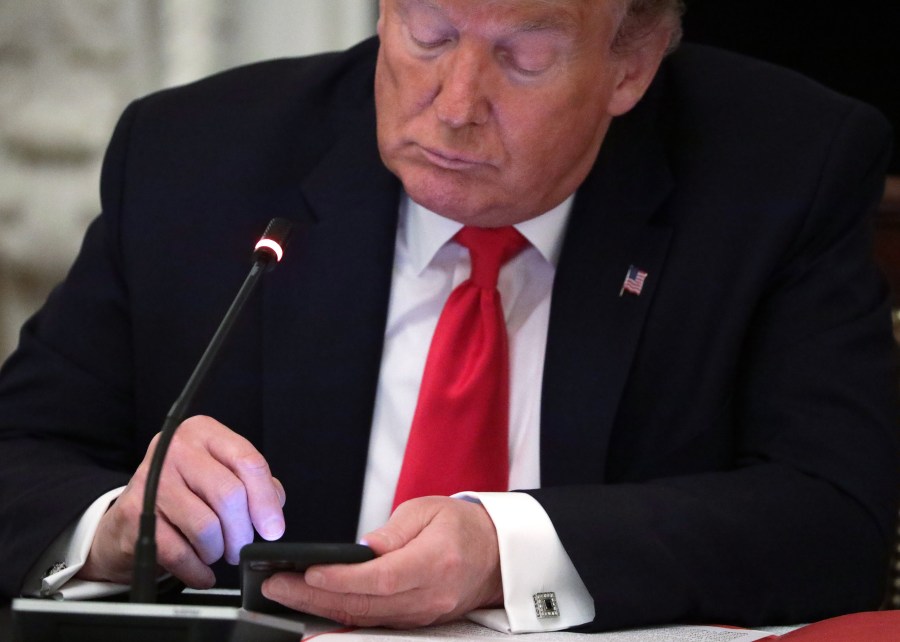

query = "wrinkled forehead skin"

[{"left": 378, "top": 0, "right": 682, "bottom": 52}]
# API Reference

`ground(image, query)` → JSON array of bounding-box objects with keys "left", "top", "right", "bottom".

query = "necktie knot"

[{"left": 455, "top": 226, "right": 528, "bottom": 290}]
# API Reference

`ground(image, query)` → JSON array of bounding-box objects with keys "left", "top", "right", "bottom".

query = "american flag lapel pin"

[{"left": 620, "top": 265, "right": 648, "bottom": 297}]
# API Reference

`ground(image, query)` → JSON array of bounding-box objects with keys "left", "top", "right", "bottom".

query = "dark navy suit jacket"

[{"left": 0, "top": 38, "right": 898, "bottom": 630}]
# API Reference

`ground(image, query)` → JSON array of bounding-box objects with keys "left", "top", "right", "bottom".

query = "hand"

[
  {"left": 261, "top": 496, "right": 503, "bottom": 628},
  {"left": 77, "top": 415, "right": 286, "bottom": 588}
]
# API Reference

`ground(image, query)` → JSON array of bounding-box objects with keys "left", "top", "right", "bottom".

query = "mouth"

[{"left": 419, "top": 145, "right": 489, "bottom": 171}]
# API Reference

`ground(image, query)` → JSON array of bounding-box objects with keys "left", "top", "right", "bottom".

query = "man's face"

[{"left": 374, "top": 0, "right": 649, "bottom": 226}]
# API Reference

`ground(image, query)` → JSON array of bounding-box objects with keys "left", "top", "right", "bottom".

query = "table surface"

[{"left": 0, "top": 597, "right": 806, "bottom": 642}]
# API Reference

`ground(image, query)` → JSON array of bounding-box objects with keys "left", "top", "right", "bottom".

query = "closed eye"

[
  {"left": 410, "top": 32, "right": 453, "bottom": 50},
  {"left": 496, "top": 31, "right": 564, "bottom": 79},
  {"left": 499, "top": 52, "right": 549, "bottom": 77}
]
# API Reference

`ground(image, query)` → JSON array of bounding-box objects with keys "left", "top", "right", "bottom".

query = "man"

[{"left": 0, "top": 0, "right": 898, "bottom": 633}]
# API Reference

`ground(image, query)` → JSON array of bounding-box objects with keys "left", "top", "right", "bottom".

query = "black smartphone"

[{"left": 240, "top": 542, "right": 375, "bottom": 613}]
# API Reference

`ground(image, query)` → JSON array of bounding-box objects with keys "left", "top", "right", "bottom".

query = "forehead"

[{"left": 388, "top": 0, "right": 611, "bottom": 34}]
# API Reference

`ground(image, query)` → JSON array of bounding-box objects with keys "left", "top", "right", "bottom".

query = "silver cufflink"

[
  {"left": 44, "top": 562, "right": 68, "bottom": 578},
  {"left": 533, "top": 591, "right": 559, "bottom": 618}
]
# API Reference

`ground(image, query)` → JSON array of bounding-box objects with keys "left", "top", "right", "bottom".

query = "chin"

[
  {"left": 409, "top": 190, "right": 498, "bottom": 225},
  {"left": 398, "top": 169, "right": 513, "bottom": 226}
]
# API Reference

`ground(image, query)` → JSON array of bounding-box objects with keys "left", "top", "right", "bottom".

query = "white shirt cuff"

[
  {"left": 22, "top": 486, "right": 130, "bottom": 600},
  {"left": 454, "top": 491, "right": 595, "bottom": 633}
]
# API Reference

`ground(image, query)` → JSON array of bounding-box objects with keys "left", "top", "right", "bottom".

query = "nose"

[{"left": 433, "top": 44, "right": 491, "bottom": 128}]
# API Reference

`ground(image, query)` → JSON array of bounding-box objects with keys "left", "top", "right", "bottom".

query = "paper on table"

[{"left": 304, "top": 619, "right": 775, "bottom": 641}]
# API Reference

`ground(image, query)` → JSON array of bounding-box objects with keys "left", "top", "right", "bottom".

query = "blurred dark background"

[
  {"left": 683, "top": 1, "right": 900, "bottom": 307},
  {"left": 682, "top": 1, "right": 900, "bottom": 174}
]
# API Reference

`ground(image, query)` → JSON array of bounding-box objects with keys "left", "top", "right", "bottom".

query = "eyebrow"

[
  {"left": 515, "top": 0, "right": 583, "bottom": 33},
  {"left": 518, "top": 17, "right": 578, "bottom": 34},
  {"left": 398, "top": 0, "right": 443, "bottom": 15}
]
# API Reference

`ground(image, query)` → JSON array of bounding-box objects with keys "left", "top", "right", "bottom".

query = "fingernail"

[
  {"left": 261, "top": 516, "right": 285, "bottom": 540},
  {"left": 305, "top": 569, "right": 324, "bottom": 588}
]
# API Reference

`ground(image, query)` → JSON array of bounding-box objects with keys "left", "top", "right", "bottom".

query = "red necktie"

[{"left": 393, "top": 226, "right": 529, "bottom": 509}]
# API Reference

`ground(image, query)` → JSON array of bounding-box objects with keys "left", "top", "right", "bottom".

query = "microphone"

[
  {"left": 131, "top": 218, "right": 293, "bottom": 603},
  {"left": 13, "top": 217, "right": 309, "bottom": 640}
]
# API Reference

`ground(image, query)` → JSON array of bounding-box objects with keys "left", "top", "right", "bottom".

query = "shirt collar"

[{"left": 402, "top": 193, "right": 574, "bottom": 275}]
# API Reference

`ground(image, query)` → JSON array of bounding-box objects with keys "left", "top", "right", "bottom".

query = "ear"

[
  {"left": 377, "top": 0, "right": 387, "bottom": 38},
  {"left": 606, "top": 27, "right": 672, "bottom": 117}
]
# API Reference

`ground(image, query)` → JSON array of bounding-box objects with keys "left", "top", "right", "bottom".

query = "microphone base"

[{"left": 11, "top": 596, "right": 306, "bottom": 642}]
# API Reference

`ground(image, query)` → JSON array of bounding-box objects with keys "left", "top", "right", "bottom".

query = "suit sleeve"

[
  {"left": 529, "top": 101, "right": 900, "bottom": 631},
  {"left": 0, "top": 101, "right": 143, "bottom": 598}
]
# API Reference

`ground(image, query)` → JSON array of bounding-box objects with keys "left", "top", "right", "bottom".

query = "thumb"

[{"left": 359, "top": 497, "right": 440, "bottom": 556}]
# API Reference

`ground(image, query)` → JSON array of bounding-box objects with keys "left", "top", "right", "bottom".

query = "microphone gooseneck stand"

[
  {"left": 12, "top": 218, "right": 308, "bottom": 642},
  {"left": 133, "top": 217, "right": 293, "bottom": 603}
]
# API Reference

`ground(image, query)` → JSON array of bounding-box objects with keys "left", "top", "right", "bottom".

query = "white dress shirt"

[
  {"left": 358, "top": 195, "right": 593, "bottom": 632},
  {"left": 27, "top": 194, "right": 594, "bottom": 632}
]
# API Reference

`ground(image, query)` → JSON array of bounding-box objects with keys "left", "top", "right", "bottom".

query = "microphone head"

[{"left": 253, "top": 218, "right": 294, "bottom": 268}]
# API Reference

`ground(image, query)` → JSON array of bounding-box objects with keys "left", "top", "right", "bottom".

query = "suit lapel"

[
  {"left": 261, "top": 99, "right": 401, "bottom": 541},
  {"left": 541, "top": 86, "right": 675, "bottom": 487}
]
